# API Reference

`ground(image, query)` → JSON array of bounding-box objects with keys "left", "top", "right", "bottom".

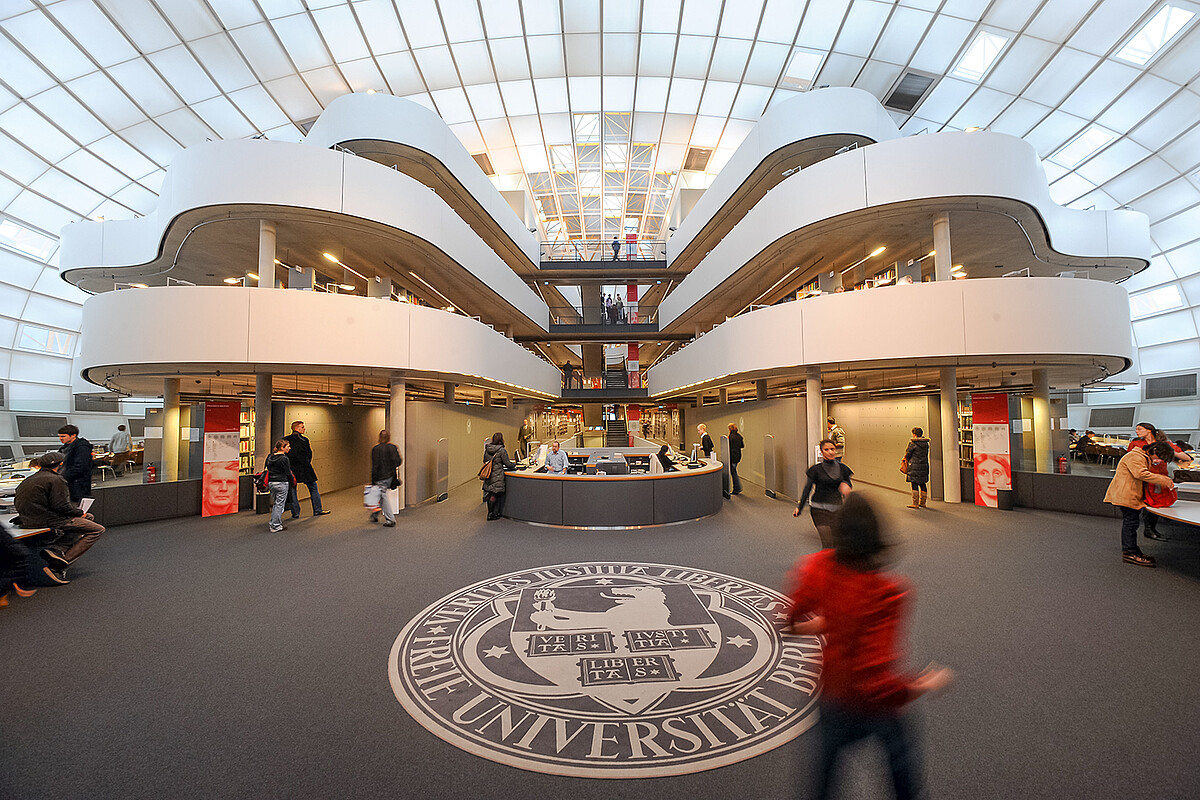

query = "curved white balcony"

[
  {"left": 77, "top": 287, "right": 560, "bottom": 399},
  {"left": 659, "top": 131, "right": 1150, "bottom": 331},
  {"left": 648, "top": 278, "right": 1133, "bottom": 397},
  {"left": 666, "top": 87, "right": 902, "bottom": 270},
  {"left": 58, "top": 140, "right": 550, "bottom": 334},
  {"left": 303, "top": 93, "right": 540, "bottom": 271}
]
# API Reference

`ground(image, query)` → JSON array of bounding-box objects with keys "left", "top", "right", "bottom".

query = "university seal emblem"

[{"left": 388, "top": 562, "right": 822, "bottom": 777}]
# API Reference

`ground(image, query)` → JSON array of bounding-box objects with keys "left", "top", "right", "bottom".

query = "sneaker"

[
  {"left": 1122, "top": 552, "right": 1156, "bottom": 567},
  {"left": 383, "top": 521, "right": 395, "bottom": 527},
  {"left": 314, "top": 510, "right": 331, "bottom": 516},
  {"left": 42, "top": 566, "right": 70, "bottom": 585},
  {"left": 13, "top": 583, "right": 37, "bottom": 598},
  {"left": 42, "top": 548, "right": 70, "bottom": 568}
]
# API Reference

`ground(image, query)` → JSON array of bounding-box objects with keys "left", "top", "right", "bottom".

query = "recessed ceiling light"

[
  {"left": 1049, "top": 125, "right": 1117, "bottom": 169},
  {"left": 951, "top": 31, "right": 1009, "bottom": 82},
  {"left": 223, "top": 277, "right": 240, "bottom": 284},
  {"left": 1115, "top": 4, "right": 1196, "bottom": 65}
]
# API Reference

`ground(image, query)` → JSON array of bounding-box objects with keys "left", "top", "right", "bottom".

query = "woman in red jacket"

[{"left": 785, "top": 493, "right": 953, "bottom": 800}]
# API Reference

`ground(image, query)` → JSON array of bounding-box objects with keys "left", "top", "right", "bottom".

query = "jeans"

[
  {"left": 813, "top": 700, "right": 924, "bottom": 800},
  {"left": 730, "top": 461, "right": 742, "bottom": 493},
  {"left": 375, "top": 479, "right": 395, "bottom": 524},
  {"left": 1119, "top": 505, "right": 1142, "bottom": 553},
  {"left": 268, "top": 482, "right": 289, "bottom": 531},
  {"left": 287, "top": 479, "right": 323, "bottom": 517},
  {"left": 1140, "top": 507, "right": 1159, "bottom": 534}
]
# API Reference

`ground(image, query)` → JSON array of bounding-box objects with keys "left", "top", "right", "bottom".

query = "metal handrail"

[{"left": 539, "top": 239, "right": 667, "bottom": 262}]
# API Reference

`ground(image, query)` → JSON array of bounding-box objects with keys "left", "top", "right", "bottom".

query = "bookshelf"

[
  {"left": 239, "top": 407, "right": 255, "bottom": 474},
  {"left": 957, "top": 400, "right": 973, "bottom": 468}
]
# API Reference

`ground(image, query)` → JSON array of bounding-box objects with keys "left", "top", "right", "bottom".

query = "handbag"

[
  {"left": 478, "top": 457, "right": 493, "bottom": 481},
  {"left": 1144, "top": 481, "right": 1177, "bottom": 508},
  {"left": 390, "top": 466, "right": 402, "bottom": 490},
  {"left": 899, "top": 457, "right": 908, "bottom": 475},
  {"left": 363, "top": 484, "right": 382, "bottom": 510}
]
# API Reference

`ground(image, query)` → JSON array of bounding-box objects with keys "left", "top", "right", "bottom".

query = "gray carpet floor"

[{"left": 2, "top": 482, "right": 1199, "bottom": 800}]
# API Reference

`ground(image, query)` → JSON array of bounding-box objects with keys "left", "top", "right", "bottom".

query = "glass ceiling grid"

[{"left": 0, "top": 0, "right": 1199, "bottom": 384}]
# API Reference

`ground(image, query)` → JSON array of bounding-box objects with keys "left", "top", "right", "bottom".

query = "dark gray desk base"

[{"left": 504, "top": 464, "right": 723, "bottom": 529}]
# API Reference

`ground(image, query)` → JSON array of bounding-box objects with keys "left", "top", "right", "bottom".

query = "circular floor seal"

[{"left": 388, "top": 561, "right": 822, "bottom": 778}]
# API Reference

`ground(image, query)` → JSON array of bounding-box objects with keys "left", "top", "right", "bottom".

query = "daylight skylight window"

[
  {"left": 1049, "top": 125, "right": 1118, "bottom": 169},
  {"left": 0, "top": 219, "right": 56, "bottom": 261},
  {"left": 780, "top": 50, "right": 824, "bottom": 90},
  {"left": 950, "top": 31, "right": 1009, "bottom": 82},
  {"left": 1115, "top": 4, "right": 1196, "bottom": 65},
  {"left": 1129, "top": 285, "right": 1185, "bottom": 319}
]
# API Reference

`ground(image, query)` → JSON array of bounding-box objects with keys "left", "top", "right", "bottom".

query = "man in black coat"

[
  {"left": 284, "top": 421, "right": 330, "bottom": 518},
  {"left": 728, "top": 423, "right": 745, "bottom": 495},
  {"left": 57, "top": 424, "right": 93, "bottom": 503}
]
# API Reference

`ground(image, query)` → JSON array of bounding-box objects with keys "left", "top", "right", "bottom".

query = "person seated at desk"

[
  {"left": 545, "top": 441, "right": 569, "bottom": 475},
  {"left": 13, "top": 452, "right": 105, "bottom": 586},
  {"left": 657, "top": 445, "right": 679, "bottom": 472}
]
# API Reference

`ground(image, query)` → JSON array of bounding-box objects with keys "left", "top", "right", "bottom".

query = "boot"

[
  {"left": 918, "top": 490, "right": 928, "bottom": 508},
  {"left": 907, "top": 490, "right": 919, "bottom": 509}
]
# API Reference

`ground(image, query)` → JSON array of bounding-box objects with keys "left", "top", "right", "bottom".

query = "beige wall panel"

[
  {"left": 404, "top": 399, "right": 524, "bottom": 505},
  {"left": 828, "top": 397, "right": 932, "bottom": 493},
  {"left": 690, "top": 396, "right": 806, "bottom": 501}
]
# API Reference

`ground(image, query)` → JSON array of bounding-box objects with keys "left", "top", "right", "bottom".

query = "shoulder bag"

[
  {"left": 899, "top": 457, "right": 908, "bottom": 475},
  {"left": 478, "top": 456, "right": 493, "bottom": 481}
]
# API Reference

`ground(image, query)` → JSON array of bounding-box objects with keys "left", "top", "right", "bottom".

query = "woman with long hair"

[
  {"left": 482, "top": 432, "right": 516, "bottom": 521},
  {"left": 785, "top": 493, "right": 953, "bottom": 798},
  {"left": 1127, "top": 422, "right": 1191, "bottom": 541},
  {"left": 264, "top": 439, "right": 293, "bottom": 533},
  {"left": 794, "top": 439, "right": 853, "bottom": 548}
]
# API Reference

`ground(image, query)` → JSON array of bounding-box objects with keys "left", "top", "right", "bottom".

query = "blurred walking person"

[
  {"left": 370, "top": 429, "right": 403, "bottom": 528},
  {"left": 785, "top": 493, "right": 954, "bottom": 799}
]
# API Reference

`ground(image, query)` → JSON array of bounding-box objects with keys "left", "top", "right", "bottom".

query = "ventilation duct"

[
  {"left": 1144, "top": 373, "right": 1197, "bottom": 400},
  {"left": 884, "top": 71, "right": 939, "bottom": 113}
]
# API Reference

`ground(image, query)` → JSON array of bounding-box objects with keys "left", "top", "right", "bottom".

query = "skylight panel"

[
  {"left": 780, "top": 49, "right": 823, "bottom": 90},
  {"left": 1115, "top": 4, "right": 1196, "bottom": 66},
  {"left": 950, "top": 30, "right": 1009, "bottom": 82},
  {"left": 0, "top": 218, "right": 56, "bottom": 261},
  {"left": 1048, "top": 124, "right": 1117, "bottom": 169},
  {"left": 1130, "top": 284, "right": 1185, "bottom": 319}
]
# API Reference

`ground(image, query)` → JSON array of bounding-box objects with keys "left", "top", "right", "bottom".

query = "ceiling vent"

[
  {"left": 1145, "top": 373, "right": 1197, "bottom": 400},
  {"left": 682, "top": 147, "right": 712, "bottom": 172},
  {"left": 1088, "top": 406, "right": 1135, "bottom": 429},
  {"left": 884, "top": 71, "right": 939, "bottom": 113},
  {"left": 472, "top": 152, "right": 496, "bottom": 176},
  {"left": 296, "top": 117, "right": 319, "bottom": 134}
]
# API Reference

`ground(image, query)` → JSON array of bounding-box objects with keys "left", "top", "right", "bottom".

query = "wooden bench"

[{"left": 0, "top": 513, "right": 52, "bottom": 539}]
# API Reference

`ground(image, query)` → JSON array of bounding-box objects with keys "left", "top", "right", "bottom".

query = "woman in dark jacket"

[
  {"left": 482, "top": 432, "right": 516, "bottom": 521},
  {"left": 904, "top": 428, "right": 931, "bottom": 509},
  {"left": 264, "top": 439, "right": 293, "bottom": 533},
  {"left": 794, "top": 439, "right": 853, "bottom": 548}
]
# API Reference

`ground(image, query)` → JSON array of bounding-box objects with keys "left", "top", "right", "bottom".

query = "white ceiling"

[{"left": 0, "top": 0, "right": 1198, "bottom": 302}]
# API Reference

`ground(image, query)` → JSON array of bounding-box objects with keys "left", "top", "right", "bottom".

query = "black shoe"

[
  {"left": 42, "top": 548, "right": 70, "bottom": 568},
  {"left": 370, "top": 512, "right": 379, "bottom": 523},
  {"left": 1122, "top": 552, "right": 1156, "bottom": 567},
  {"left": 1144, "top": 530, "right": 1169, "bottom": 541},
  {"left": 383, "top": 521, "right": 395, "bottom": 527},
  {"left": 42, "top": 566, "right": 70, "bottom": 585},
  {"left": 314, "top": 510, "right": 331, "bottom": 516}
]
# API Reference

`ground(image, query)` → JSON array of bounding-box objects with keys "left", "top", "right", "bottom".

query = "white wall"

[
  {"left": 404, "top": 399, "right": 524, "bottom": 504},
  {"left": 688, "top": 396, "right": 807, "bottom": 501},
  {"left": 828, "top": 397, "right": 938, "bottom": 495}
]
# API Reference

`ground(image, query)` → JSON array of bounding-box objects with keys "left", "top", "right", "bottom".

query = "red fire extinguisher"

[
  {"left": 1057, "top": 456, "right": 1068, "bottom": 474},
  {"left": 146, "top": 464, "right": 157, "bottom": 483}
]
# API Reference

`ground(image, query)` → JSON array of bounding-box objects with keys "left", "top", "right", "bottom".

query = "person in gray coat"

[
  {"left": 482, "top": 432, "right": 516, "bottom": 521},
  {"left": 904, "top": 427, "right": 931, "bottom": 508}
]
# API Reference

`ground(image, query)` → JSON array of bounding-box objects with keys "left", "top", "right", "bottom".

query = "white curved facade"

[
  {"left": 58, "top": 140, "right": 550, "bottom": 331},
  {"left": 302, "top": 93, "right": 541, "bottom": 268},
  {"left": 78, "top": 287, "right": 560, "bottom": 399},
  {"left": 649, "top": 278, "right": 1133, "bottom": 397},
  {"left": 660, "top": 131, "right": 1150, "bottom": 328}
]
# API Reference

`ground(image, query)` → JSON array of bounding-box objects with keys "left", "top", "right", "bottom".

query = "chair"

[{"left": 97, "top": 464, "right": 115, "bottom": 482}]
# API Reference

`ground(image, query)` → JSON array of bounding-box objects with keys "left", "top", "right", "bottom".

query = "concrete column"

[
  {"left": 940, "top": 366, "right": 961, "bottom": 503},
  {"left": 1032, "top": 368, "right": 1052, "bottom": 473},
  {"left": 255, "top": 374, "right": 272, "bottom": 470},
  {"left": 444, "top": 383, "right": 455, "bottom": 405},
  {"left": 718, "top": 387, "right": 728, "bottom": 405},
  {"left": 257, "top": 221, "right": 276, "bottom": 288},
  {"left": 756, "top": 380, "right": 767, "bottom": 401},
  {"left": 163, "top": 377, "right": 181, "bottom": 482},
  {"left": 341, "top": 382, "right": 354, "bottom": 406},
  {"left": 805, "top": 366, "right": 823, "bottom": 474},
  {"left": 933, "top": 213, "right": 953, "bottom": 282},
  {"left": 389, "top": 378, "right": 406, "bottom": 513}
]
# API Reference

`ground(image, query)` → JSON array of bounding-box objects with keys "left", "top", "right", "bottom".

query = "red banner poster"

[
  {"left": 971, "top": 393, "right": 1012, "bottom": 508},
  {"left": 202, "top": 401, "right": 241, "bottom": 518}
]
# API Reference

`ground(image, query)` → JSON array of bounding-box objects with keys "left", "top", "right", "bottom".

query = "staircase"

[
  {"left": 604, "top": 367, "right": 627, "bottom": 390},
  {"left": 605, "top": 418, "right": 629, "bottom": 447}
]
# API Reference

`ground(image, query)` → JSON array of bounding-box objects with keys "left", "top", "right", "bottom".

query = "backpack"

[{"left": 253, "top": 468, "right": 269, "bottom": 493}]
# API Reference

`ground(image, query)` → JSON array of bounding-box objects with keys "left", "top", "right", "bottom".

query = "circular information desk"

[{"left": 503, "top": 458, "right": 724, "bottom": 529}]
